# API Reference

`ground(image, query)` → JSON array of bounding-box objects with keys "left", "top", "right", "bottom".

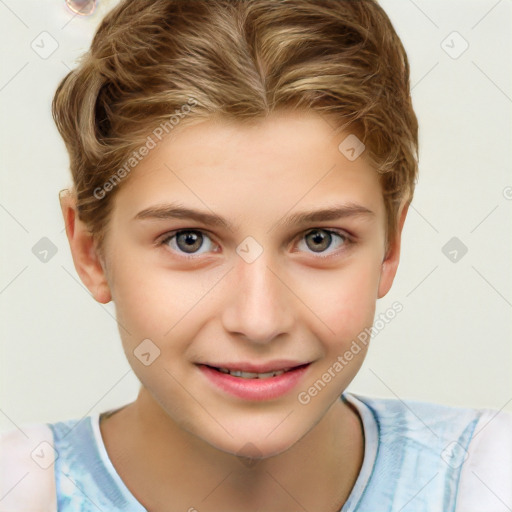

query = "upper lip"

[{"left": 198, "top": 360, "right": 311, "bottom": 373}]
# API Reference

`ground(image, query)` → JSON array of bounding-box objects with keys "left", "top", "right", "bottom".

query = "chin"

[
  {"left": 189, "top": 418, "right": 309, "bottom": 462},
  {"left": 216, "top": 433, "right": 302, "bottom": 462}
]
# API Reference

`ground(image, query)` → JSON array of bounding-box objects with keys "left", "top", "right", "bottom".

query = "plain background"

[{"left": 1, "top": 0, "right": 511, "bottom": 434}]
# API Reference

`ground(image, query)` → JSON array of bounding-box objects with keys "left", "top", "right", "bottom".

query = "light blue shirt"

[{"left": 45, "top": 393, "right": 498, "bottom": 511}]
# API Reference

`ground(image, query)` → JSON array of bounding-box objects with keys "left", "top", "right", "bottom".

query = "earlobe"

[
  {"left": 377, "top": 202, "right": 409, "bottom": 299},
  {"left": 59, "top": 189, "right": 112, "bottom": 304}
]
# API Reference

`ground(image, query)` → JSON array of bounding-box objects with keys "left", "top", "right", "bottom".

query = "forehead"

[{"left": 111, "top": 110, "right": 385, "bottom": 226}]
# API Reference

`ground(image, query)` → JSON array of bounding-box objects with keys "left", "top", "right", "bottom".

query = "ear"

[
  {"left": 377, "top": 202, "right": 409, "bottom": 299},
  {"left": 59, "top": 190, "right": 112, "bottom": 304}
]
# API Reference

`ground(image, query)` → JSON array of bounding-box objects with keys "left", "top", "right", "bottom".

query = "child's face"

[{"left": 83, "top": 110, "right": 404, "bottom": 457}]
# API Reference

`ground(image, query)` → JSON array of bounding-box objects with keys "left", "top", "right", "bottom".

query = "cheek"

[
  {"left": 109, "top": 251, "right": 190, "bottom": 329},
  {"left": 108, "top": 257, "right": 220, "bottom": 366},
  {"left": 304, "top": 253, "right": 382, "bottom": 345}
]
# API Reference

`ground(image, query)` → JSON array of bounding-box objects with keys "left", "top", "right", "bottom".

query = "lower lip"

[{"left": 198, "top": 364, "right": 310, "bottom": 401}]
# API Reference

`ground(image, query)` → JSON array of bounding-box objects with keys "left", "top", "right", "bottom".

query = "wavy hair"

[{"left": 53, "top": 0, "right": 419, "bottom": 253}]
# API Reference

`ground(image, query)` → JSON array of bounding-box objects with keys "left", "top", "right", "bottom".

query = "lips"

[
  {"left": 200, "top": 360, "right": 308, "bottom": 374},
  {"left": 215, "top": 367, "right": 288, "bottom": 378},
  {"left": 197, "top": 361, "right": 311, "bottom": 401},
  {"left": 207, "top": 364, "right": 308, "bottom": 379}
]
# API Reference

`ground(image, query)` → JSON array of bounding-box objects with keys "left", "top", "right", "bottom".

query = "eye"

[
  {"left": 158, "top": 227, "right": 352, "bottom": 259},
  {"left": 160, "top": 230, "right": 218, "bottom": 256},
  {"left": 296, "top": 228, "right": 351, "bottom": 257}
]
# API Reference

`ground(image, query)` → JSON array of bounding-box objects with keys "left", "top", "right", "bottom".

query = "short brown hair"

[{"left": 52, "top": 0, "right": 418, "bottom": 254}]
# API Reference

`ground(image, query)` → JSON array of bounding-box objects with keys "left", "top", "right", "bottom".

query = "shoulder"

[
  {"left": 348, "top": 393, "right": 494, "bottom": 441},
  {"left": 346, "top": 393, "right": 512, "bottom": 510},
  {"left": 0, "top": 423, "right": 57, "bottom": 512},
  {"left": 350, "top": 392, "right": 483, "bottom": 424},
  {"left": 455, "top": 408, "right": 512, "bottom": 512},
  {"left": 348, "top": 392, "right": 511, "bottom": 446}
]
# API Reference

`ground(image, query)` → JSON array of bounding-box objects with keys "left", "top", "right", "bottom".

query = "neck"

[{"left": 100, "top": 387, "right": 364, "bottom": 512}]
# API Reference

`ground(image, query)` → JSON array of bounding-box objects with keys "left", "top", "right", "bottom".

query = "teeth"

[{"left": 217, "top": 367, "right": 288, "bottom": 379}]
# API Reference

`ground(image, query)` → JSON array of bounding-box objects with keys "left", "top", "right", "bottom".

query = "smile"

[
  {"left": 214, "top": 367, "right": 291, "bottom": 379},
  {"left": 197, "top": 363, "right": 311, "bottom": 401}
]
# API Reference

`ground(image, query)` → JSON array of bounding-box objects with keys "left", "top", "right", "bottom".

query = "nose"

[{"left": 221, "top": 253, "right": 295, "bottom": 345}]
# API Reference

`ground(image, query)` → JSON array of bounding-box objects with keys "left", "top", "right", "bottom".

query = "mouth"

[
  {"left": 205, "top": 364, "right": 309, "bottom": 379},
  {"left": 197, "top": 362, "right": 312, "bottom": 401}
]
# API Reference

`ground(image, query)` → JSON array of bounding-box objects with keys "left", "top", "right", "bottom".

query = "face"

[{"left": 74, "top": 110, "right": 404, "bottom": 458}]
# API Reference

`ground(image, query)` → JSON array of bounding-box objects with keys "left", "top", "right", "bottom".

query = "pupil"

[{"left": 177, "top": 231, "right": 202, "bottom": 253}]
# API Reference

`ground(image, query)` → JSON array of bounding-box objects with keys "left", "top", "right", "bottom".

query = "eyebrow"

[{"left": 133, "top": 202, "right": 375, "bottom": 231}]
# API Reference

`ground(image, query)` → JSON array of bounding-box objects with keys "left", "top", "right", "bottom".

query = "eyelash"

[{"left": 157, "top": 228, "right": 355, "bottom": 260}]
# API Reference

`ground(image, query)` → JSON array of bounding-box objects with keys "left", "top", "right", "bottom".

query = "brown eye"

[
  {"left": 304, "top": 229, "right": 332, "bottom": 252},
  {"left": 176, "top": 231, "right": 203, "bottom": 253},
  {"left": 161, "top": 230, "right": 217, "bottom": 256},
  {"left": 297, "top": 229, "right": 349, "bottom": 256}
]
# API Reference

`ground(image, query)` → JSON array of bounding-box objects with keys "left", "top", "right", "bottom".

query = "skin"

[{"left": 61, "top": 110, "right": 408, "bottom": 512}]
